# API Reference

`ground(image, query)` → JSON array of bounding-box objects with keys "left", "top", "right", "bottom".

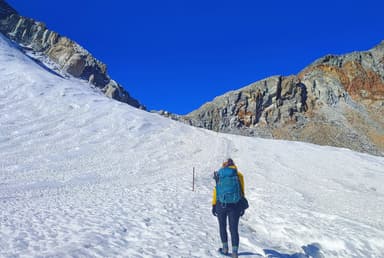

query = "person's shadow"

[
  {"left": 238, "top": 251, "right": 263, "bottom": 256},
  {"left": 236, "top": 243, "right": 324, "bottom": 257},
  {"left": 263, "top": 243, "right": 324, "bottom": 258}
]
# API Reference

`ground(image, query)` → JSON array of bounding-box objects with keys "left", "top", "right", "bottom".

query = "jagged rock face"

[
  {"left": 184, "top": 76, "right": 310, "bottom": 137},
  {"left": 0, "top": 0, "right": 144, "bottom": 109},
  {"left": 182, "top": 41, "right": 384, "bottom": 156}
]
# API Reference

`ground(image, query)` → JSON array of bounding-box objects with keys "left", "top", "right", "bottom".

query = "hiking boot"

[
  {"left": 219, "top": 242, "right": 229, "bottom": 255},
  {"left": 218, "top": 247, "right": 229, "bottom": 255},
  {"left": 232, "top": 246, "right": 238, "bottom": 258}
]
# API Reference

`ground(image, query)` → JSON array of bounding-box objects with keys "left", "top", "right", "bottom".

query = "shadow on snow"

[
  {"left": 263, "top": 243, "right": 324, "bottom": 258},
  {"left": 238, "top": 251, "right": 264, "bottom": 256}
]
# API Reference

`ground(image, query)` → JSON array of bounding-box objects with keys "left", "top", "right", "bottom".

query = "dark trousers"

[{"left": 216, "top": 202, "right": 241, "bottom": 248}]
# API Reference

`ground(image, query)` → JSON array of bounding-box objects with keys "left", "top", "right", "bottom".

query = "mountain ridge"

[
  {"left": 165, "top": 41, "right": 384, "bottom": 156},
  {"left": 0, "top": 0, "right": 144, "bottom": 109},
  {"left": 1, "top": 0, "right": 382, "bottom": 156}
]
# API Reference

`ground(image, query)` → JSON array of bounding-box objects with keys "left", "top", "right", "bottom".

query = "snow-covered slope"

[{"left": 1, "top": 34, "right": 384, "bottom": 258}]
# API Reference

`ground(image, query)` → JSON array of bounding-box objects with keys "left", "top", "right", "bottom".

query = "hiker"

[{"left": 212, "top": 158, "right": 247, "bottom": 258}]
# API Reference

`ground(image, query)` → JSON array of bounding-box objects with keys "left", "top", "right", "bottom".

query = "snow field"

[{"left": 1, "top": 34, "right": 384, "bottom": 257}]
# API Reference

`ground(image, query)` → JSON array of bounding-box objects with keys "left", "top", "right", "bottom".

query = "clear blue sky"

[{"left": 7, "top": 0, "right": 384, "bottom": 114}]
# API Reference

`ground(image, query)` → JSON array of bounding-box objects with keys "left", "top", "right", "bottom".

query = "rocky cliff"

[
  {"left": 0, "top": 0, "right": 143, "bottom": 109},
  {"left": 177, "top": 41, "right": 384, "bottom": 156},
  {"left": 1, "top": 1, "right": 382, "bottom": 155}
]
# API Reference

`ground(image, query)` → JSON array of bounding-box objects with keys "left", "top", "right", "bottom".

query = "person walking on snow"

[{"left": 212, "top": 158, "right": 246, "bottom": 258}]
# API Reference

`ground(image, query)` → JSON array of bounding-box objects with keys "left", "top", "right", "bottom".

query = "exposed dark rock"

[
  {"left": 172, "top": 43, "right": 384, "bottom": 156},
  {"left": 0, "top": 0, "right": 144, "bottom": 109}
]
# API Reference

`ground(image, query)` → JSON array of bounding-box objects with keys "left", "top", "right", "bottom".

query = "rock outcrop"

[
  {"left": 0, "top": 0, "right": 144, "bottom": 109},
  {"left": 178, "top": 41, "right": 384, "bottom": 156},
  {"left": 1, "top": 1, "right": 382, "bottom": 155}
]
